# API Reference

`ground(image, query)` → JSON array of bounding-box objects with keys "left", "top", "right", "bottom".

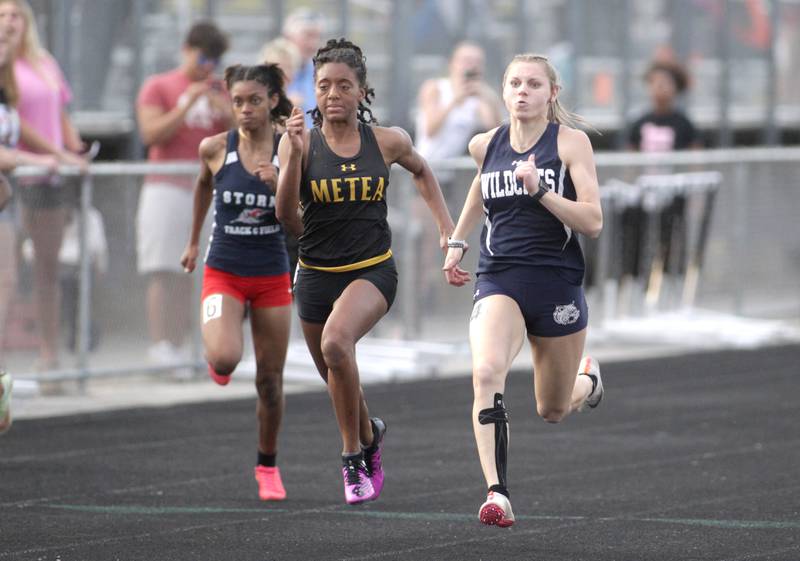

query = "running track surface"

[{"left": 1, "top": 345, "right": 798, "bottom": 561}]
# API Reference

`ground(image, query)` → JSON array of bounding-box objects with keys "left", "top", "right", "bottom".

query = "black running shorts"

[{"left": 293, "top": 256, "right": 398, "bottom": 324}]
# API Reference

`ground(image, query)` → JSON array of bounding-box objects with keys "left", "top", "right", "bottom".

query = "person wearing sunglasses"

[{"left": 135, "top": 21, "right": 233, "bottom": 375}]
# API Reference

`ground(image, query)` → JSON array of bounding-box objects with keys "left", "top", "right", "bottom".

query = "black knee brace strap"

[{"left": 478, "top": 393, "right": 509, "bottom": 490}]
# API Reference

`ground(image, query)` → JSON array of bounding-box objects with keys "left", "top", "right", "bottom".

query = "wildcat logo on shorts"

[{"left": 553, "top": 301, "right": 580, "bottom": 325}]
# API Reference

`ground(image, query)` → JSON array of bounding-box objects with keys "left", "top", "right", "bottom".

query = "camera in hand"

[{"left": 463, "top": 69, "right": 480, "bottom": 81}]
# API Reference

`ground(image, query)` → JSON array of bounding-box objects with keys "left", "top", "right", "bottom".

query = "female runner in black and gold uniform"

[{"left": 276, "top": 38, "right": 455, "bottom": 505}]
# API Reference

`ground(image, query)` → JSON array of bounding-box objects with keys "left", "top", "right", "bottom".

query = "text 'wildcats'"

[
  {"left": 310, "top": 176, "right": 386, "bottom": 203},
  {"left": 480, "top": 168, "right": 556, "bottom": 200}
]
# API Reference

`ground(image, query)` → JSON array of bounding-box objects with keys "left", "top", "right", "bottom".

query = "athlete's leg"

[
  {"left": 529, "top": 328, "right": 592, "bottom": 423},
  {"left": 299, "top": 321, "right": 327, "bottom": 380},
  {"left": 249, "top": 304, "right": 291, "bottom": 457},
  {"left": 469, "top": 295, "right": 526, "bottom": 491},
  {"left": 200, "top": 292, "right": 246, "bottom": 376},
  {"left": 301, "top": 319, "right": 375, "bottom": 448},
  {"left": 320, "top": 280, "right": 387, "bottom": 455}
]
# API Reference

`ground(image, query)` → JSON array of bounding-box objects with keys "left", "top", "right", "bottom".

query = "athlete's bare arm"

[
  {"left": 181, "top": 134, "right": 225, "bottom": 273},
  {"left": 442, "top": 129, "right": 497, "bottom": 286},
  {"left": 275, "top": 107, "right": 307, "bottom": 238},
  {"left": 374, "top": 125, "right": 454, "bottom": 251},
  {"left": 545, "top": 126, "right": 602, "bottom": 238},
  {"left": 512, "top": 126, "right": 601, "bottom": 239},
  {"left": 201, "top": 133, "right": 228, "bottom": 175},
  {"left": 456, "top": 129, "right": 496, "bottom": 237}
]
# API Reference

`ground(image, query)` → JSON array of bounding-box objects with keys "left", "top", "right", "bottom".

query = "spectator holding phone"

[
  {"left": 415, "top": 41, "right": 503, "bottom": 162},
  {"left": 136, "top": 21, "right": 232, "bottom": 372},
  {"left": 413, "top": 42, "right": 503, "bottom": 310}
]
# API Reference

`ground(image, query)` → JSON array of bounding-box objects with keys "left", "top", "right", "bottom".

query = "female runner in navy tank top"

[
  {"left": 443, "top": 54, "right": 606, "bottom": 527},
  {"left": 276, "top": 39, "right": 455, "bottom": 505},
  {"left": 180, "top": 64, "right": 293, "bottom": 502}
]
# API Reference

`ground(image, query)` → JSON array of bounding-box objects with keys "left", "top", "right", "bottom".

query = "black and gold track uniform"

[{"left": 294, "top": 123, "right": 398, "bottom": 323}]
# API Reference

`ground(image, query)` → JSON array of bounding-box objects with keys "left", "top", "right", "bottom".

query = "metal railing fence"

[{"left": 5, "top": 147, "right": 800, "bottom": 383}]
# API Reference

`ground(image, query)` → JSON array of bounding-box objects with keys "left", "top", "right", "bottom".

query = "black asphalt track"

[{"left": 1, "top": 344, "right": 799, "bottom": 561}]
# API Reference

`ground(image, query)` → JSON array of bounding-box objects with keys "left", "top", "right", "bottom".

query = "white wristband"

[{"left": 447, "top": 237, "right": 467, "bottom": 249}]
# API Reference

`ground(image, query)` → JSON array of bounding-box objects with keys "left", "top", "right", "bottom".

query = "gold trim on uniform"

[{"left": 298, "top": 250, "right": 392, "bottom": 272}]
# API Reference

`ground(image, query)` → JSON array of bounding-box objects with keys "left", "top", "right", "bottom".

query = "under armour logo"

[{"left": 340, "top": 163, "right": 356, "bottom": 172}]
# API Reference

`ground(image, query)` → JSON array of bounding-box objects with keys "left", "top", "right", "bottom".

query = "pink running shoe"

[
  {"left": 207, "top": 364, "right": 231, "bottom": 386},
  {"left": 363, "top": 417, "right": 386, "bottom": 498},
  {"left": 342, "top": 457, "right": 376, "bottom": 505},
  {"left": 254, "top": 466, "right": 286, "bottom": 501},
  {"left": 479, "top": 491, "right": 515, "bottom": 527}
]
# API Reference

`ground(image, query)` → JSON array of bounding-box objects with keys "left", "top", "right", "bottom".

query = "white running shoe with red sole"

[{"left": 479, "top": 491, "right": 515, "bottom": 527}]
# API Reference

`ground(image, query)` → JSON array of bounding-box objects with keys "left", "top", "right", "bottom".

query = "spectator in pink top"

[
  {"left": 625, "top": 56, "right": 702, "bottom": 292},
  {"left": 136, "top": 21, "right": 232, "bottom": 369},
  {"left": 0, "top": 0, "right": 88, "bottom": 371},
  {"left": 628, "top": 58, "right": 700, "bottom": 152}
]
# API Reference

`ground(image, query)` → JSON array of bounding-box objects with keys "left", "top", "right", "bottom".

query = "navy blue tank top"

[
  {"left": 477, "top": 122, "right": 585, "bottom": 277},
  {"left": 205, "top": 129, "right": 289, "bottom": 276}
]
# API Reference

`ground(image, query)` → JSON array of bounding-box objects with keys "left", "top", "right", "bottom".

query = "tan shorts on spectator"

[{"left": 136, "top": 183, "right": 193, "bottom": 274}]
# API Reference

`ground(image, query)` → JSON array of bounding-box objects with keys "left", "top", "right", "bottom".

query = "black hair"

[
  {"left": 185, "top": 21, "right": 229, "bottom": 59},
  {"left": 223, "top": 64, "right": 294, "bottom": 124},
  {"left": 645, "top": 60, "right": 690, "bottom": 93},
  {"left": 310, "top": 38, "right": 377, "bottom": 127}
]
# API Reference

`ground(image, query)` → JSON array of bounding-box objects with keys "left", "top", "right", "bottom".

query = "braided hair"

[
  {"left": 310, "top": 38, "right": 377, "bottom": 127},
  {"left": 223, "top": 63, "right": 293, "bottom": 124}
]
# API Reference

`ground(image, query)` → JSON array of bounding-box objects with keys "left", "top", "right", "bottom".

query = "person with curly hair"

[{"left": 275, "top": 38, "right": 455, "bottom": 504}]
